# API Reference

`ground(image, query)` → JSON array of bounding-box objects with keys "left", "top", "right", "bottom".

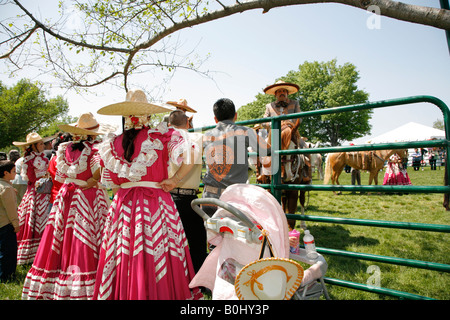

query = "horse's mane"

[{"left": 267, "top": 119, "right": 301, "bottom": 148}]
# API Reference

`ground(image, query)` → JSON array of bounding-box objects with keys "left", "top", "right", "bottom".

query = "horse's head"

[
  {"left": 280, "top": 119, "right": 301, "bottom": 149},
  {"left": 264, "top": 118, "right": 310, "bottom": 183},
  {"left": 396, "top": 148, "right": 408, "bottom": 159}
]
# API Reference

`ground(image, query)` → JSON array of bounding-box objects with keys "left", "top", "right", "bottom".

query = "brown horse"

[
  {"left": 257, "top": 119, "right": 311, "bottom": 229},
  {"left": 323, "top": 148, "right": 408, "bottom": 191}
]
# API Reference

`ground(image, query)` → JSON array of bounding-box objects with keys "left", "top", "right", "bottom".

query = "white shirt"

[{"left": 168, "top": 130, "right": 203, "bottom": 190}]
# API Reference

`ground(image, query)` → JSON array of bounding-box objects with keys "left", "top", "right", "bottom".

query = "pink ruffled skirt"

[
  {"left": 92, "top": 187, "right": 202, "bottom": 300},
  {"left": 22, "top": 184, "right": 109, "bottom": 299}
]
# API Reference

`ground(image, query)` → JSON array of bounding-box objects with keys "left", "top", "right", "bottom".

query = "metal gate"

[{"left": 192, "top": 95, "right": 450, "bottom": 300}]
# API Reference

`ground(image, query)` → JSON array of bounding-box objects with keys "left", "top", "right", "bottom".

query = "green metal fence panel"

[
  {"left": 315, "top": 246, "right": 450, "bottom": 273},
  {"left": 323, "top": 277, "right": 435, "bottom": 300},
  {"left": 191, "top": 95, "right": 450, "bottom": 299},
  {"left": 285, "top": 214, "right": 450, "bottom": 233}
]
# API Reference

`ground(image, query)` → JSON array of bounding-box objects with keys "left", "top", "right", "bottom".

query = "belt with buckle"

[
  {"left": 170, "top": 188, "right": 198, "bottom": 196},
  {"left": 203, "top": 185, "right": 225, "bottom": 196}
]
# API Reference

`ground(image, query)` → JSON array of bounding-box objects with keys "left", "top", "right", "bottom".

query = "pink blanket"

[{"left": 189, "top": 184, "right": 290, "bottom": 299}]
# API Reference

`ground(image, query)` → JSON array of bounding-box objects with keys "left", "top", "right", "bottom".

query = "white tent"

[{"left": 366, "top": 122, "right": 445, "bottom": 144}]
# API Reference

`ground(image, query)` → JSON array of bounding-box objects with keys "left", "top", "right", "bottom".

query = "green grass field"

[
  {"left": 289, "top": 165, "right": 450, "bottom": 300},
  {"left": 1, "top": 165, "right": 448, "bottom": 300}
]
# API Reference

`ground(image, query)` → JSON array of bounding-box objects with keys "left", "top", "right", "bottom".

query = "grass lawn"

[
  {"left": 1, "top": 165, "right": 448, "bottom": 300},
  {"left": 290, "top": 164, "right": 450, "bottom": 300}
]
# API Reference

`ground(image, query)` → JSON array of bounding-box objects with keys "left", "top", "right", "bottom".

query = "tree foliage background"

[
  {"left": 237, "top": 60, "right": 371, "bottom": 146},
  {"left": 0, "top": 79, "right": 73, "bottom": 150}
]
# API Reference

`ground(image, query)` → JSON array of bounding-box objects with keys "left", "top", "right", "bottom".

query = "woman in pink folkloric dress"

[
  {"left": 93, "top": 90, "right": 202, "bottom": 300},
  {"left": 22, "top": 113, "right": 110, "bottom": 300},
  {"left": 383, "top": 153, "right": 412, "bottom": 186},
  {"left": 12, "top": 133, "right": 51, "bottom": 265}
]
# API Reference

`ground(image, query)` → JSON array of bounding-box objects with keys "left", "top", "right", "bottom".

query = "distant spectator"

[
  {"left": 8, "top": 150, "right": 20, "bottom": 163},
  {"left": 411, "top": 148, "right": 421, "bottom": 171},
  {"left": 429, "top": 147, "right": 439, "bottom": 170}
]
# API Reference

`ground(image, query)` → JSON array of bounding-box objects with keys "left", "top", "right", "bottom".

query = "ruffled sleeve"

[
  {"left": 54, "top": 141, "right": 99, "bottom": 182},
  {"left": 98, "top": 130, "right": 161, "bottom": 183},
  {"left": 21, "top": 152, "right": 48, "bottom": 183}
]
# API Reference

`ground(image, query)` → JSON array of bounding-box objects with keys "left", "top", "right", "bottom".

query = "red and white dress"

[
  {"left": 93, "top": 124, "right": 202, "bottom": 300},
  {"left": 16, "top": 151, "right": 51, "bottom": 265},
  {"left": 22, "top": 141, "right": 110, "bottom": 300},
  {"left": 383, "top": 154, "right": 412, "bottom": 185}
]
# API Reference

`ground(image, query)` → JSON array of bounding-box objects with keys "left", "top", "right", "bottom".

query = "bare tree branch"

[
  {"left": 0, "top": 24, "right": 38, "bottom": 59},
  {"left": 1, "top": 0, "right": 448, "bottom": 91},
  {"left": 11, "top": 0, "right": 130, "bottom": 53}
]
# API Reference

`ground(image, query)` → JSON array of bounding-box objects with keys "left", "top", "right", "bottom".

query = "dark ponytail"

[
  {"left": 24, "top": 144, "right": 34, "bottom": 157},
  {"left": 71, "top": 136, "right": 93, "bottom": 152},
  {"left": 122, "top": 129, "right": 140, "bottom": 162}
]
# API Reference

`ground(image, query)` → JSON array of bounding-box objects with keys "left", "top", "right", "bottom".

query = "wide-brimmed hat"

[
  {"left": 235, "top": 257, "right": 304, "bottom": 300},
  {"left": 97, "top": 89, "right": 172, "bottom": 116},
  {"left": 264, "top": 80, "right": 299, "bottom": 95},
  {"left": 42, "top": 134, "right": 59, "bottom": 144},
  {"left": 58, "top": 112, "right": 111, "bottom": 136},
  {"left": 13, "top": 132, "right": 44, "bottom": 147},
  {"left": 166, "top": 98, "right": 197, "bottom": 113}
]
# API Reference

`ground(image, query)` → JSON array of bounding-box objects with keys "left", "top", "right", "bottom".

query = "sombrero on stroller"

[{"left": 189, "top": 184, "right": 330, "bottom": 300}]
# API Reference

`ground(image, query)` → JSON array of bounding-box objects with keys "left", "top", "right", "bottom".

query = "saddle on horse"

[{"left": 345, "top": 151, "right": 380, "bottom": 171}]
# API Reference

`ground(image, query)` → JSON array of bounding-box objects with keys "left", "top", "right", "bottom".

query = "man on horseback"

[
  {"left": 262, "top": 80, "right": 307, "bottom": 149},
  {"left": 261, "top": 80, "right": 310, "bottom": 181},
  {"left": 259, "top": 81, "right": 312, "bottom": 229}
]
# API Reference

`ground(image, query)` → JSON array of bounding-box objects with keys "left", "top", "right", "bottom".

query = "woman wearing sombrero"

[
  {"left": 22, "top": 113, "right": 111, "bottom": 300},
  {"left": 12, "top": 132, "right": 51, "bottom": 265},
  {"left": 92, "top": 90, "right": 202, "bottom": 300}
]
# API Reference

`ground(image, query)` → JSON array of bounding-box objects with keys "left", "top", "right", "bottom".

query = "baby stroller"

[{"left": 189, "top": 184, "right": 330, "bottom": 300}]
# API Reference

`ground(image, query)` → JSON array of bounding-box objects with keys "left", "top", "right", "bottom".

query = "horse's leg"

[
  {"left": 281, "top": 194, "right": 287, "bottom": 213},
  {"left": 318, "top": 162, "right": 324, "bottom": 180},
  {"left": 333, "top": 165, "right": 345, "bottom": 195},
  {"left": 285, "top": 190, "right": 298, "bottom": 230},
  {"left": 368, "top": 169, "right": 382, "bottom": 195},
  {"left": 298, "top": 189, "right": 307, "bottom": 229}
]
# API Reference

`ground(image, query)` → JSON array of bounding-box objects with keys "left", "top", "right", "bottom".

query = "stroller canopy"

[{"left": 190, "top": 184, "right": 290, "bottom": 299}]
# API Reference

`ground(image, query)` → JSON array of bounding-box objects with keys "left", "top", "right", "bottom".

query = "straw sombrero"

[
  {"left": 58, "top": 112, "right": 110, "bottom": 136},
  {"left": 166, "top": 98, "right": 197, "bottom": 113},
  {"left": 235, "top": 257, "right": 304, "bottom": 300},
  {"left": 13, "top": 132, "right": 44, "bottom": 147},
  {"left": 97, "top": 89, "right": 172, "bottom": 116},
  {"left": 263, "top": 80, "right": 299, "bottom": 95},
  {"left": 43, "top": 133, "right": 58, "bottom": 144},
  {"left": 253, "top": 123, "right": 264, "bottom": 130}
]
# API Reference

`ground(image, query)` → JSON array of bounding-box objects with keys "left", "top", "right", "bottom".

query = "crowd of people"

[
  {"left": 0, "top": 80, "right": 297, "bottom": 300},
  {"left": 411, "top": 147, "right": 445, "bottom": 171},
  {"left": 382, "top": 147, "right": 445, "bottom": 187},
  {"left": 1, "top": 81, "right": 445, "bottom": 300}
]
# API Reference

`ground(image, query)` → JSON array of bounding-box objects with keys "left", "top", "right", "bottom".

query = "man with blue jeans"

[{"left": 202, "top": 98, "right": 271, "bottom": 216}]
